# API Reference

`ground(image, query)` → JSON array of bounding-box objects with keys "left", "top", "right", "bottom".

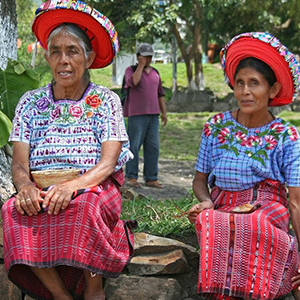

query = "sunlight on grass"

[
  {"left": 159, "top": 112, "right": 214, "bottom": 161},
  {"left": 90, "top": 62, "right": 231, "bottom": 100},
  {"left": 121, "top": 193, "right": 197, "bottom": 237}
]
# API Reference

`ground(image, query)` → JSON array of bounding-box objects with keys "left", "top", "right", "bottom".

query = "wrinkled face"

[
  {"left": 45, "top": 33, "right": 94, "bottom": 89},
  {"left": 234, "top": 67, "right": 279, "bottom": 114}
]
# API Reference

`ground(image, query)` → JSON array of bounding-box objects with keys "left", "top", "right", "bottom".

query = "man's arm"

[
  {"left": 131, "top": 56, "right": 147, "bottom": 86},
  {"left": 158, "top": 96, "right": 167, "bottom": 126}
]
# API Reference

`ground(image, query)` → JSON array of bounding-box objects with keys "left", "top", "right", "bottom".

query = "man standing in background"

[{"left": 123, "top": 43, "right": 167, "bottom": 188}]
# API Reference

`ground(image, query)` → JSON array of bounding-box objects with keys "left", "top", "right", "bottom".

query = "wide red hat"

[
  {"left": 32, "top": 0, "right": 119, "bottom": 69},
  {"left": 220, "top": 32, "right": 300, "bottom": 107}
]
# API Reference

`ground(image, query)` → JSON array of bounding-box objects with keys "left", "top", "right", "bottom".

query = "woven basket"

[{"left": 31, "top": 168, "right": 81, "bottom": 188}]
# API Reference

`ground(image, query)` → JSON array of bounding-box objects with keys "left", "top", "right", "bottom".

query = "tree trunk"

[
  {"left": 191, "top": 0, "right": 204, "bottom": 91},
  {"left": 0, "top": 0, "right": 17, "bottom": 203},
  {"left": 172, "top": 24, "right": 194, "bottom": 89},
  {"left": 0, "top": 0, "right": 17, "bottom": 71}
]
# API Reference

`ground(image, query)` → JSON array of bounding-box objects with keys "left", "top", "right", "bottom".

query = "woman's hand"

[
  {"left": 42, "top": 181, "right": 78, "bottom": 215},
  {"left": 15, "top": 184, "right": 44, "bottom": 216},
  {"left": 188, "top": 200, "right": 214, "bottom": 224}
]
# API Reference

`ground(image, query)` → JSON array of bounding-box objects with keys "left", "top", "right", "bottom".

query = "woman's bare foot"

[{"left": 84, "top": 289, "right": 106, "bottom": 300}]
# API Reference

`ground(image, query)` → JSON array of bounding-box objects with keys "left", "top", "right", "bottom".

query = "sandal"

[
  {"left": 127, "top": 178, "right": 141, "bottom": 188},
  {"left": 145, "top": 180, "right": 163, "bottom": 189}
]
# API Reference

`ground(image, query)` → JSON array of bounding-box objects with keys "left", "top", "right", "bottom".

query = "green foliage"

[
  {"left": 0, "top": 59, "right": 39, "bottom": 121},
  {"left": 0, "top": 111, "right": 12, "bottom": 148},
  {"left": 121, "top": 192, "right": 197, "bottom": 237},
  {"left": 86, "top": 0, "right": 142, "bottom": 52},
  {"left": 0, "top": 59, "right": 40, "bottom": 147},
  {"left": 205, "top": 0, "right": 300, "bottom": 52}
]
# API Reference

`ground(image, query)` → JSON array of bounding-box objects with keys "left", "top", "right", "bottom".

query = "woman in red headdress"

[{"left": 188, "top": 32, "right": 300, "bottom": 300}]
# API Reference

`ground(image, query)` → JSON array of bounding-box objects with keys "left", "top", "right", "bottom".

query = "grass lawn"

[{"left": 90, "top": 62, "right": 232, "bottom": 101}]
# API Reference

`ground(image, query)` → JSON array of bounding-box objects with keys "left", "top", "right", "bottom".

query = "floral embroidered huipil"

[
  {"left": 195, "top": 111, "right": 300, "bottom": 191},
  {"left": 9, "top": 82, "right": 133, "bottom": 173}
]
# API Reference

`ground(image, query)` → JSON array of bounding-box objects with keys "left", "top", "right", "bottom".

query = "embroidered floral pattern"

[
  {"left": 9, "top": 83, "right": 132, "bottom": 173},
  {"left": 204, "top": 113, "right": 298, "bottom": 167},
  {"left": 31, "top": 90, "right": 105, "bottom": 123}
]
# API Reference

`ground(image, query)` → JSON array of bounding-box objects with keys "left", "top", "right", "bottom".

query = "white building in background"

[{"left": 112, "top": 53, "right": 136, "bottom": 86}]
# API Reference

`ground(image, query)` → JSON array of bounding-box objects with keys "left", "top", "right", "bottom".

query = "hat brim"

[
  {"left": 139, "top": 52, "right": 154, "bottom": 57},
  {"left": 221, "top": 36, "right": 295, "bottom": 107},
  {"left": 32, "top": 9, "right": 116, "bottom": 69}
]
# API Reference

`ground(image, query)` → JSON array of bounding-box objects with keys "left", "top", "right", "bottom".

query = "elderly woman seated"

[{"left": 1, "top": 1, "right": 134, "bottom": 300}]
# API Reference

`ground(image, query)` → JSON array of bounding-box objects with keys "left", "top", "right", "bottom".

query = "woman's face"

[
  {"left": 45, "top": 33, "right": 94, "bottom": 89},
  {"left": 234, "top": 67, "right": 279, "bottom": 115}
]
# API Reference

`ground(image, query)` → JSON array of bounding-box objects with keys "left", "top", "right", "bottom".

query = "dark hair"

[{"left": 234, "top": 57, "right": 277, "bottom": 86}]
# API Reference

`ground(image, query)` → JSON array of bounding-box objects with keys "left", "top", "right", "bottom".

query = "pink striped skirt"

[
  {"left": 196, "top": 180, "right": 299, "bottom": 300},
  {"left": 1, "top": 170, "right": 134, "bottom": 299}
]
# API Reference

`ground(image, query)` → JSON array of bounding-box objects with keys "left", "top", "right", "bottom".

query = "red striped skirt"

[
  {"left": 195, "top": 180, "right": 299, "bottom": 300},
  {"left": 1, "top": 169, "right": 134, "bottom": 300}
]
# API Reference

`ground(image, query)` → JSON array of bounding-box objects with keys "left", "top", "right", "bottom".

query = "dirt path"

[{"left": 122, "top": 158, "right": 195, "bottom": 200}]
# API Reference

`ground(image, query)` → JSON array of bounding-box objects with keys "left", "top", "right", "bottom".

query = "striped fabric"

[
  {"left": 195, "top": 180, "right": 299, "bottom": 299},
  {"left": 1, "top": 169, "right": 134, "bottom": 300}
]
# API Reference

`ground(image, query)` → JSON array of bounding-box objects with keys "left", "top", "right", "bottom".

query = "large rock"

[
  {"left": 105, "top": 274, "right": 188, "bottom": 300},
  {"left": 128, "top": 249, "right": 190, "bottom": 275},
  {"left": 134, "top": 232, "right": 198, "bottom": 260}
]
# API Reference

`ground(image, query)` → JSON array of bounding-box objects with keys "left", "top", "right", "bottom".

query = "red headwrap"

[{"left": 220, "top": 32, "right": 300, "bottom": 107}]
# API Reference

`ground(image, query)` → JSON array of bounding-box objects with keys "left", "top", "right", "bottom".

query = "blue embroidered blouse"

[{"left": 195, "top": 111, "right": 300, "bottom": 191}]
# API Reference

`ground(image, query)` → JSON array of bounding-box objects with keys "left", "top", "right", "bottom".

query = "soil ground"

[{"left": 122, "top": 157, "right": 195, "bottom": 201}]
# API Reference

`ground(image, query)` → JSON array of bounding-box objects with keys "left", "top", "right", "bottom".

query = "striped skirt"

[
  {"left": 1, "top": 169, "right": 134, "bottom": 300},
  {"left": 196, "top": 180, "right": 299, "bottom": 300}
]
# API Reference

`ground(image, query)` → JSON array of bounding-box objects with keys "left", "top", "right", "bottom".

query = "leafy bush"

[{"left": 0, "top": 59, "right": 40, "bottom": 147}]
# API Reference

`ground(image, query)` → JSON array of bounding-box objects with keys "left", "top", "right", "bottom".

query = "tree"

[
  {"left": 205, "top": 0, "right": 300, "bottom": 53},
  {"left": 0, "top": 0, "right": 17, "bottom": 202},
  {"left": 86, "top": 0, "right": 142, "bottom": 52},
  {"left": 0, "top": 0, "right": 17, "bottom": 71},
  {"left": 126, "top": 0, "right": 206, "bottom": 90}
]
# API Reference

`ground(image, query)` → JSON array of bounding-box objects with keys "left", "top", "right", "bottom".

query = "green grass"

[
  {"left": 159, "top": 112, "right": 214, "bottom": 160},
  {"left": 121, "top": 192, "right": 197, "bottom": 237},
  {"left": 90, "top": 62, "right": 232, "bottom": 101}
]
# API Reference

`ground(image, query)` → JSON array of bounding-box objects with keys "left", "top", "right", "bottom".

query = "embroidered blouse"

[
  {"left": 195, "top": 111, "right": 300, "bottom": 191},
  {"left": 9, "top": 82, "right": 133, "bottom": 173}
]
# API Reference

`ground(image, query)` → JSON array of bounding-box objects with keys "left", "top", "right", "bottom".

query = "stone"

[
  {"left": 105, "top": 274, "right": 188, "bottom": 300},
  {"left": 120, "top": 187, "right": 147, "bottom": 201},
  {"left": 0, "top": 265, "right": 20, "bottom": 300},
  {"left": 128, "top": 249, "right": 190, "bottom": 276},
  {"left": 134, "top": 232, "right": 199, "bottom": 260}
]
